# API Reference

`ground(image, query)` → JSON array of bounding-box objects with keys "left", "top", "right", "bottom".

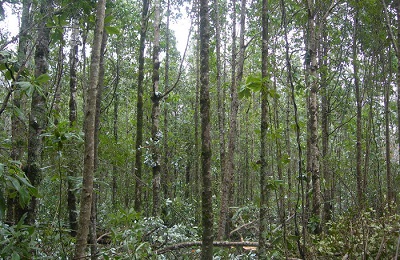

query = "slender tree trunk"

[
  {"left": 67, "top": 18, "right": 79, "bottom": 237},
  {"left": 90, "top": 28, "right": 107, "bottom": 260},
  {"left": 320, "top": 23, "right": 332, "bottom": 224},
  {"left": 74, "top": 0, "right": 105, "bottom": 258},
  {"left": 259, "top": 0, "right": 270, "bottom": 257},
  {"left": 213, "top": 0, "right": 226, "bottom": 209},
  {"left": 9, "top": 0, "right": 31, "bottom": 224},
  {"left": 151, "top": 0, "right": 162, "bottom": 217},
  {"left": 24, "top": 0, "right": 52, "bottom": 225},
  {"left": 199, "top": 0, "right": 213, "bottom": 258},
  {"left": 396, "top": 0, "right": 400, "bottom": 207},
  {"left": 218, "top": 0, "right": 239, "bottom": 240},
  {"left": 112, "top": 52, "right": 120, "bottom": 208},
  {"left": 134, "top": 0, "right": 149, "bottom": 212},
  {"left": 353, "top": 5, "right": 364, "bottom": 209},
  {"left": 305, "top": 0, "right": 321, "bottom": 234},
  {"left": 385, "top": 52, "right": 393, "bottom": 206},
  {"left": 163, "top": 0, "right": 171, "bottom": 200},
  {"left": 52, "top": 41, "right": 64, "bottom": 124}
]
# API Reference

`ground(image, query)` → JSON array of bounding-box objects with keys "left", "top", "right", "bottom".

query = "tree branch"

[{"left": 381, "top": 0, "right": 399, "bottom": 55}]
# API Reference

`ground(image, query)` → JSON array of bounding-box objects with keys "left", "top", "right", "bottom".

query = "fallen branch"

[{"left": 155, "top": 241, "right": 260, "bottom": 255}]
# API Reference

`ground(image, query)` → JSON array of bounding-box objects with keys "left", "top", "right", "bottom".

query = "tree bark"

[
  {"left": 74, "top": 0, "right": 106, "bottom": 258},
  {"left": 151, "top": 0, "right": 162, "bottom": 217},
  {"left": 199, "top": 0, "right": 213, "bottom": 258},
  {"left": 259, "top": 0, "right": 270, "bottom": 257},
  {"left": 218, "top": 0, "right": 240, "bottom": 240},
  {"left": 213, "top": 0, "right": 226, "bottom": 214},
  {"left": 24, "top": 0, "right": 52, "bottom": 225},
  {"left": 134, "top": 0, "right": 149, "bottom": 213},
  {"left": 67, "top": 18, "right": 79, "bottom": 237},
  {"left": 305, "top": 0, "right": 321, "bottom": 234},
  {"left": 353, "top": 2, "right": 364, "bottom": 210},
  {"left": 90, "top": 26, "right": 107, "bottom": 260}
]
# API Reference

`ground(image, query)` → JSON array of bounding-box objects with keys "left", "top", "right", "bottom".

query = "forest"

[{"left": 0, "top": 0, "right": 400, "bottom": 259}]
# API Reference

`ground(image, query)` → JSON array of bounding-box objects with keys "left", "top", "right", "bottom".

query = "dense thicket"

[{"left": 0, "top": 0, "right": 399, "bottom": 259}]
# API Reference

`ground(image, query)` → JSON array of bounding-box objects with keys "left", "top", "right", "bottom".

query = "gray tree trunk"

[
  {"left": 24, "top": 0, "right": 52, "bottom": 225},
  {"left": 259, "top": 0, "right": 270, "bottom": 257},
  {"left": 134, "top": 0, "right": 149, "bottom": 213},
  {"left": 199, "top": 0, "right": 214, "bottom": 258},
  {"left": 74, "top": 0, "right": 106, "bottom": 257}
]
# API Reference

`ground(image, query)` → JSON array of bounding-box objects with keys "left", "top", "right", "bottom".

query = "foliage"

[
  {"left": 311, "top": 208, "right": 400, "bottom": 259},
  {"left": 0, "top": 215, "right": 37, "bottom": 259}
]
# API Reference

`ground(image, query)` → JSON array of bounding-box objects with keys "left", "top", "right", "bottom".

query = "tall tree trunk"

[
  {"left": 8, "top": 0, "right": 31, "bottom": 224},
  {"left": 259, "top": 0, "right": 269, "bottom": 257},
  {"left": 385, "top": 52, "right": 393, "bottom": 206},
  {"left": 199, "top": 0, "right": 213, "bottom": 258},
  {"left": 213, "top": 0, "right": 226, "bottom": 210},
  {"left": 74, "top": 0, "right": 105, "bottom": 257},
  {"left": 320, "top": 23, "right": 332, "bottom": 224},
  {"left": 218, "top": 0, "right": 240, "bottom": 240},
  {"left": 162, "top": 0, "right": 171, "bottom": 200},
  {"left": 396, "top": 0, "right": 400, "bottom": 207},
  {"left": 134, "top": 0, "right": 149, "bottom": 213},
  {"left": 151, "top": 0, "right": 162, "bottom": 217},
  {"left": 353, "top": 3, "right": 364, "bottom": 210},
  {"left": 305, "top": 0, "right": 321, "bottom": 234},
  {"left": 112, "top": 51, "right": 120, "bottom": 208},
  {"left": 90, "top": 28, "right": 107, "bottom": 260},
  {"left": 24, "top": 0, "right": 52, "bottom": 225},
  {"left": 67, "top": 18, "right": 79, "bottom": 237}
]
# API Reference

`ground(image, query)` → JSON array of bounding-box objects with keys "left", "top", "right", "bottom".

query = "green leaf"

[
  {"left": 238, "top": 86, "right": 251, "bottom": 99},
  {"left": 6, "top": 175, "right": 21, "bottom": 192},
  {"left": 11, "top": 252, "right": 20, "bottom": 260},
  {"left": 105, "top": 26, "right": 120, "bottom": 35},
  {"left": 265, "top": 179, "right": 284, "bottom": 190},
  {"left": 104, "top": 15, "right": 114, "bottom": 24},
  {"left": 36, "top": 73, "right": 51, "bottom": 84}
]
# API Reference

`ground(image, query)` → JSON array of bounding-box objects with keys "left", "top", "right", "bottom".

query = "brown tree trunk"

[
  {"left": 199, "top": 0, "right": 214, "bottom": 258},
  {"left": 151, "top": 0, "right": 162, "bottom": 217},
  {"left": 90, "top": 27, "right": 107, "bottom": 260},
  {"left": 213, "top": 0, "right": 226, "bottom": 210},
  {"left": 305, "top": 0, "right": 321, "bottom": 234},
  {"left": 259, "top": 0, "right": 270, "bottom": 257},
  {"left": 67, "top": 18, "right": 79, "bottom": 237},
  {"left": 320, "top": 23, "right": 332, "bottom": 224},
  {"left": 112, "top": 51, "right": 120, "bottom": 208},
  {"left": 384, "top": 53, "right": 393, "bottom": 206},
  {"left": 353, "top": 5, "right": 364, "bottom": 209},
  {"left": 134, "top": 0, "right": 149, "bottom": 213},
  {"left": 24, "top": 0, "right": 52, "bottom": 225},
  {"left": 218, "top": 0, "right": 240, "bottom": 240},
  {"left": 74, "top": 0, "right": 106, "bottom": 258},
  {"left": 162, "top": 0, "right": 171, "bottom": 200}
]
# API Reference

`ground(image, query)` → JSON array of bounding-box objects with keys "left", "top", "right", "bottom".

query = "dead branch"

[{"left": 155, "top": 241, "right": 260, "bottom": 255}]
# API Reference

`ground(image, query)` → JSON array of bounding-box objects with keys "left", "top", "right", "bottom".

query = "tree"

[
  {"left": 67, "top": 18, "right": 79, "bottom": 237},
  {"left": 258, "top": 0, "right": 270, "bottom": 257},
  {"left": 134, "top": 0, "right": 149, "bottom": 213},
  {"left": 199, "top": 0, "right": 213, "bottom": 258},
  {"left": 24, "top": 0, "right": 52, "bottom": 225},
  {"left": 74, "top": 0, "right": 106, "bottom": 257}
]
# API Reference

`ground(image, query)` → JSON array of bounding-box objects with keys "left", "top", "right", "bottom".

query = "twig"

[
  {"left": 375, "top": 235, "right": 385, "bottom": 260},
  {"left": 229, "top": 221, "right": 256, "bottom": 236}
]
